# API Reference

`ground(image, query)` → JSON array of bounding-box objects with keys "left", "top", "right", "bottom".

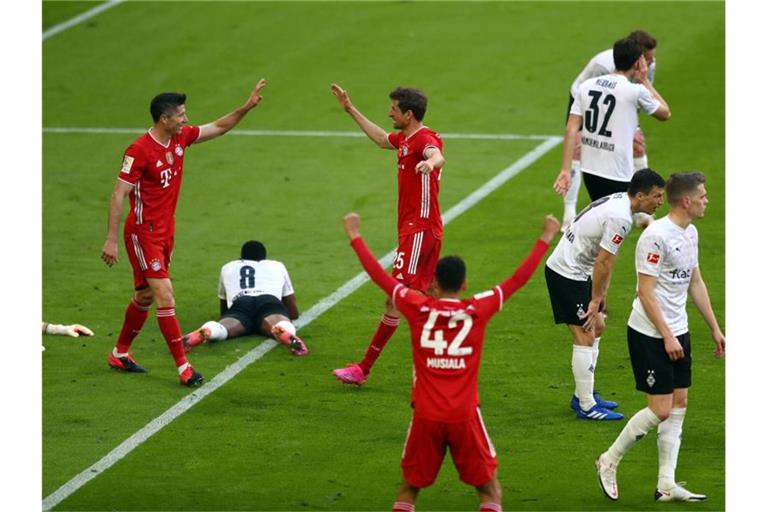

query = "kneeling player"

[
  {"left": 183, "top": 240, "right": 307, "bottom": 356},
  {"left": 342, "top": 212, "right": 559, "bottom": 511}
]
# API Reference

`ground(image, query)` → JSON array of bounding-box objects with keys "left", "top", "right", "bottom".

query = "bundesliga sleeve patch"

[
  {"left": 120, "top": 155, "right": 135, "bottom": 174},
  {"left": 611, "top": 234, "right": 624, "bottom": 245},
  {"left": 646, "top": 253, "right": 660, "bottom": 264}
]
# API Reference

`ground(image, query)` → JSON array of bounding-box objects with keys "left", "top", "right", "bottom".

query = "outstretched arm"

[
  {"left": 343, "top": 213, "right": 400, "bottom": 296},
  {"left": 688, "top": 267, "right": 725, "bottom": 358},
  {"left": 497, "top": 215, "right": 559, "bottom": 299},
  {"left": 197, "top": 79, "right": 267, "bottom": 143},
  {"left": 43, "top": 322, "right": 94, "bottom": 337},
  {"left": 331, "top": 83, "right": 392, "bottom": 149}
]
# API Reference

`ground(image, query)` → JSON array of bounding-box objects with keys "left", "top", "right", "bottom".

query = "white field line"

[
  {"left": 42, "top": 127, "right": 558, "bottom": 141},
  {"left": 41, "top": 136, "right": 561, "bottom": 511},
  {"left": 42, "top": 0, "right": 125, "bottom": 41}
]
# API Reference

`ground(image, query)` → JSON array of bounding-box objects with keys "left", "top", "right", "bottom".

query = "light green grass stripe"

[
  {"left": 42, "top": 136, "right": 561, "bottom": 511},
  {"left": 42, "top": 0, "right": 125, "bottom": 41}
]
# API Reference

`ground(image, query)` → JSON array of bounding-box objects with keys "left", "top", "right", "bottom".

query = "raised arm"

[
  {"left": 331, "top": 83, "right": 392, "bottom": 149},
  {"left": 553, "top": 114, "right": 583, "bottom": 196},
  {"left": 343, "top": 213, "right": 400, "bottom": 296},
  {"left": 101, "top": 179, "right": 134, "bottom": 267},
  {"left": 497, "top": 215, "right": 559, "bottom": 299},
  {"left": 635, "top": 56, "right": 670, "bottom": 121},
  {"left": 197, "top": 79, "right": 267, "bottom": 143},
  {"left": 688, "top": 267, "right": 725, "bottom": 357}
]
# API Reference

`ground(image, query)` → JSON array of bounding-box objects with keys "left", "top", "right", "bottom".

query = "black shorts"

[
  {"left": 221, "top": 295, "right": 289, "bottom": 335},
  {"left": 544, "top": 266, "right": 591, "bottom": 325},
  {"left": 627, "top": 327, "right": 692, "bottom": 395},
  {"left": 581, "top": 172, "right": 630, "bottom": 202}
]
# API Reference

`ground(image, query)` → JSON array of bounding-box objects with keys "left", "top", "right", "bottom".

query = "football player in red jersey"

[
  {"left": 100, "top": 80, "right": 266, "bottom": 386},
  {"left": 342, "top": 212, "right": 560, "bottom": 512},
  {"left": 330, "top": 84, "right": 446, "bottom": 386}
]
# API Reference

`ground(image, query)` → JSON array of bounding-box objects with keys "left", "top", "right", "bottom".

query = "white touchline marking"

[
  {"left": 42, "top": 127, "right": 558, "bottom": 141},
  {"left": 42, "top": 136, "right": 561, "bottom": 511},
  {"left": 42, "top": 0, "right": 125, "bottom": 41}
]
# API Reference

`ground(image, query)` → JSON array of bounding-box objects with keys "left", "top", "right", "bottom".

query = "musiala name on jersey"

[{"left": 427, "top": 357, "right": 467, "bottom": 370}]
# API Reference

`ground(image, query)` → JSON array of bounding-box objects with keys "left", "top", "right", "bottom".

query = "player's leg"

[
  {"left": 108, "top": 232, "right": 157, "bottom": 373},
  {"left": 392, "top": 482, "right": 419, "bottom": 511},
  {"left": 597, "top": 326, "right": 676, "bottom": 500},
  {"left": 262, "top": 313, "right": 308, "bottom": 356},
  {"left": 450, "top": 408, "right": 501, "bottom": 511},
  {"left": 182, "top": 317, "right": 242, "bottom": 351},
  {"left": 655, "top": 333, "right": 703, "bottom": 501},
  {"left": 544, "top": 267, "right": 620, "bottom": 418},
  {"left": 396, "top": 415, "right": 444, "bottom": 510},
  {"left": 147, "top": 275, "right": 203, "bottom": 386}
]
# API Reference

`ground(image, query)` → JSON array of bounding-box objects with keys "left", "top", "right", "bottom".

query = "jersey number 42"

[{"left": 420, "top": 310, "right": 473, "bottom": 356}]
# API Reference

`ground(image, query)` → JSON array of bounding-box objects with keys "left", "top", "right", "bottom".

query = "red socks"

[
  {"left": 115, "top": 298, "right": 150, "bottom": 354},
  {"left": 156, "top": 306, "right": 188, "bottom": 368},
  {"left": 359, "top": 314, "right": 400, "bottom": 375}
]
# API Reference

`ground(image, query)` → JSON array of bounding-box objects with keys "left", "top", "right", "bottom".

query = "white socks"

[
  {"left": 275, "top": 320, "right": 296, "bottom": 336},
  {"left": 633, "top": 154, "right": 649, "bottom": 171},
  {"left": 572, "top": 345, "right": 596, "bottom": 410},
  {"left": 591, "top": 337, "right": 600, "bottom": 371},
  {"left": 202, "top": 320, "right": 228, "bottom": 341},
  {"left": 605, "top": 407, "right": 661, "bottom": 464},
  {"left": 563, "top": 160, "right": 581, "bottom": 220},
  {"left": 657, "top": 407, "right": 686, "bottom": 489}
]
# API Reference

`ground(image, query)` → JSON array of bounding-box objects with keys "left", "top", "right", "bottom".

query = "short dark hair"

[
  {"left": 612, "top": 37, "right": 643, "bottom": 71},
  {"left": 150, "top": 92, "right": 186, "bottom": 122},
  {"left": 666, "top": 172, "right": 706, "bottom": 206},
  {"left": 389, "top": 87, "right": 428, "bottom": 121},
  {"left": 628, "top": 168, "right": 666, "bottom": 196},
  {"left": 434, "top": 256, "right": 466, "bottom": 293},
  {"left": 628, "top": 30, "right": 657, "bottom": 51},
  {"left": 241, "top": 240, "right": 267, "bottom": 261}
]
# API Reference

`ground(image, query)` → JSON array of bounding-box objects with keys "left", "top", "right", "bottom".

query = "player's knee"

[
  {"left": 134, "top": 288, "right": 154, "bottom": 306},
  {"left": 673, "top": 393, "right": 688, "bottom": 409}
]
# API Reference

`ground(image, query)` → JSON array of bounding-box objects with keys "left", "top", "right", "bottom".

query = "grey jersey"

[
  {"left": 628, "top": 216, "right": 699, "bottom": 337},
  {"left": 547, "top": 193, "right": 633, "bottom": 281},
  {"left": 218, "top": 259, "right": 294, "bottom": 308}
]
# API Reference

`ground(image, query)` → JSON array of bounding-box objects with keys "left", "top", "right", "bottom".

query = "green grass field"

[{"left": 42, "top": 1, "right": 724, "bottom": 510}]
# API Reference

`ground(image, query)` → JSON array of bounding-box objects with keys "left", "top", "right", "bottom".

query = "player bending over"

[
  {"left": 182, "top": 240, "right": 307, "bottom": 356},
  {"left": 343, "top": 212, "right": 559, "bottom": 512}
]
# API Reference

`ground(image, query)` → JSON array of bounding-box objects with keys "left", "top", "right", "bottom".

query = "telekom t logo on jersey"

[{"left": 160, "top": 169, "right": 173, "bottom": 188}]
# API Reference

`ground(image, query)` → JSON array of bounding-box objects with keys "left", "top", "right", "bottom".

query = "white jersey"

[
  {"left": 628, "top": 216, "right": 699, "bottom": 337},
  {"left": 570, "top": 48, "right": 657, "bottom": 98},
  {"left": 546, "top": 192, "right": 633, "bottom": 281},
  {"left": 218, "top": 259, "right": 295, "bottom": 308},
  {"left": 571, "top": 74, "right": 660, "bottom": 182}
]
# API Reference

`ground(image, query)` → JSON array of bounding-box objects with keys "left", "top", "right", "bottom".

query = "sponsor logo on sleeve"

[
  {"left": 646, "top": 253, "right": 660, "bottom": 264},
  {"left": 120, "top": 155, "right": 135, "bottom": 174},
  {"left": 611, "top": 234, "right": 624, "bottom": 245}
]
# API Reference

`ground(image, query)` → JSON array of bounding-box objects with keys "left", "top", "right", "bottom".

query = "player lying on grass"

[
  {"left": 342, "top": 212, "right": 559, "bottom": 512},
  {"left": 182, "top": 240, "right": 307, "bottom": 356}
]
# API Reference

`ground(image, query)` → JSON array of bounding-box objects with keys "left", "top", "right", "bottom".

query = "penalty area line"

[{"left": 41, "top": 135, "right": 561, "bottom": 511}]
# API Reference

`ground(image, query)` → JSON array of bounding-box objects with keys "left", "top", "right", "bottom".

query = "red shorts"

[
  {"left": 401, "top": 409, "right": 498, "bottom": 488},
  {"left": 124, "top": 231, "right": 173, "bottom": 289},
  {"left": 391, "top": 230, "right": 441, "bottom": 292}
]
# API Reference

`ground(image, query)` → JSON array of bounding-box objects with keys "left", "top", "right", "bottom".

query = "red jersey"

[
  {"left": 387, "top": 127, "right": 444, "bottom": 239},
  {"left": 117, "top": 125, "right": 201, "bottom": 239},
  {"left": 350, "top": 236, "right": 550, "bottom": 422}
]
